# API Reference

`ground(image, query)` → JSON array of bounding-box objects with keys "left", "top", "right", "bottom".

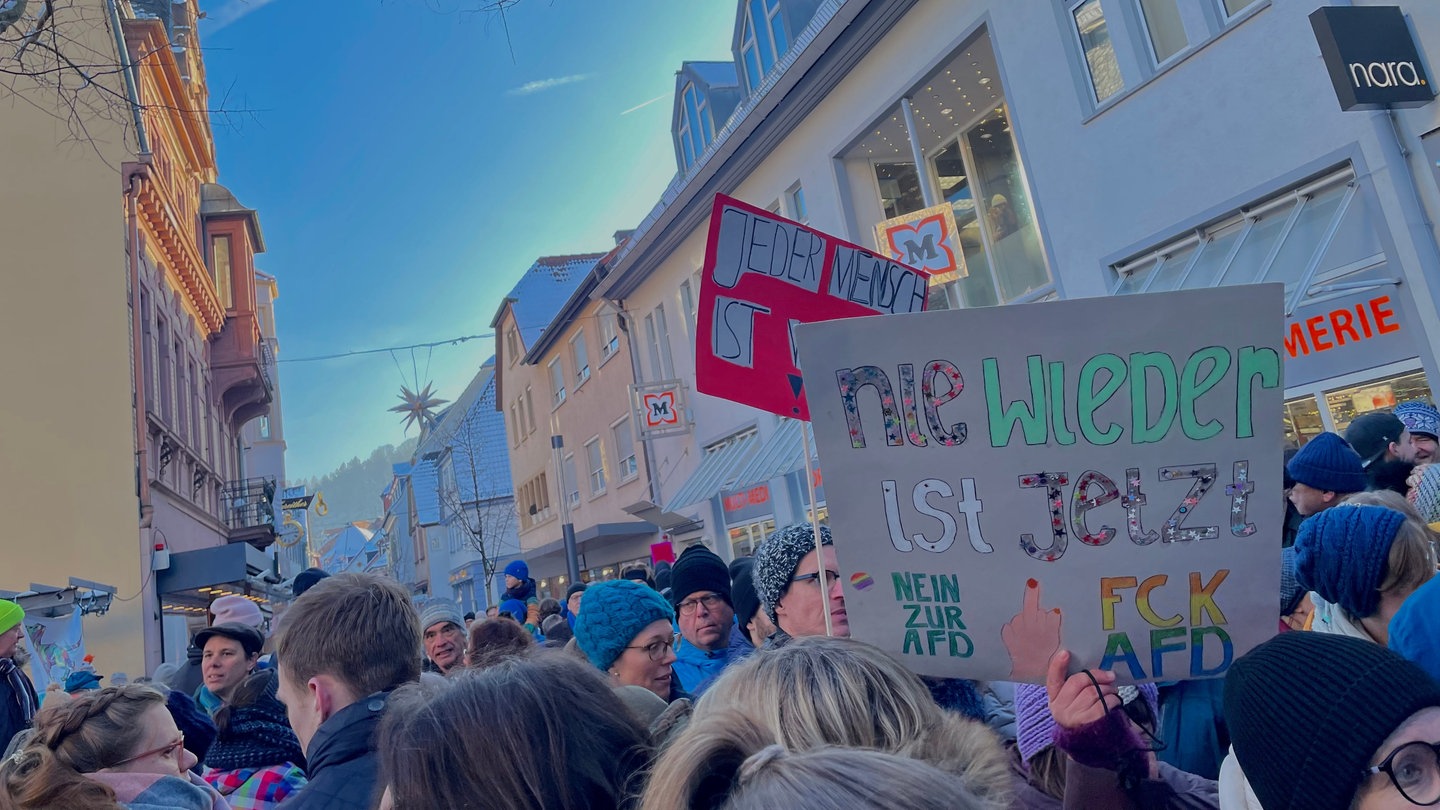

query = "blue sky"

[{"left": 199, "top": 0, "right": 738, "bottom": 480}]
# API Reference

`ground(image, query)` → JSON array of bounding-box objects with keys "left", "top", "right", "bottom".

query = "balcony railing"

[{"left": 223, "top": 477, "right": 276, "bottom": 532}]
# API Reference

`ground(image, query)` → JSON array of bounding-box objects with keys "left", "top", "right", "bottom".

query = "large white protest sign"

[{"left": 795, "top": 286, "right": 1284, "bottom": 683}]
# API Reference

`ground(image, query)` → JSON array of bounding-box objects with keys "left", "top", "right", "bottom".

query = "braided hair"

[{"left": 0, "top": 684, "right": 167, "bottom": 810}]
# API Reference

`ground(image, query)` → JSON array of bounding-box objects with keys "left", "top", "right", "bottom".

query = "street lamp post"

[{"left": 551, "top": 435, "right": 582, "bottom": 585}]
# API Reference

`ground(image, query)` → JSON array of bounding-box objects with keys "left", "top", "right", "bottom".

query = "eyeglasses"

[
  {"left": 790, "top": 570, "right": 841, "bottom": 588},
  {"left": 112, "top": 734, "right": 185, "bottom": 768},
  {"left": 676, "top": 594, "right": 726, "bottom": 616},
  {"left": 1366, "top": 740, "right": 1440, "bottom": 805},
  {"left": 624, "top": 635, "right": 677, "bottom": 662}
]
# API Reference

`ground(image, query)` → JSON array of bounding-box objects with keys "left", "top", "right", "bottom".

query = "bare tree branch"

[{"left": 434, "top": 407, "right": 518, "bottom": 601}]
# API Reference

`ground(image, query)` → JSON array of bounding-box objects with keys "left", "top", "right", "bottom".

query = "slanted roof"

[
  {"left": 201, "top": 183, "right": 267, "bottom": 252},
  {"left": 491, "top": 253, "right": 606, "bottom": 352},
  {"left": 688, "top": 61, "right": 740, "bottom": 89}
]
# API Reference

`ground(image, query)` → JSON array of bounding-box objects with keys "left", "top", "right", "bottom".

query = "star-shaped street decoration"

[{"left": 390, "top": 382, "right": 448, "bottom": 433}]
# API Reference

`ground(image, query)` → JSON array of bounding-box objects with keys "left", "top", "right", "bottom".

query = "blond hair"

[
  {"left": 674, "top": 636, "right": 1011, "bottom": 808},
  {"left": 640, "top": 710, "right": 990, "bottom": 810},
  {"left": 0, "top": 685, "right": 167, "bottom": 810}
]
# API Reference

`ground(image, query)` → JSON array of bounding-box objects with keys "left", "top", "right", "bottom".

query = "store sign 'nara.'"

[
  {"left": 697, "top": 194, "right": 931, "bottom": 420},
  {"left": 796, "top": 286, "right": 1285, "bottom": 683},
  {"left": 1311, "top": 5, "right": 1435, "bottom": 111}
]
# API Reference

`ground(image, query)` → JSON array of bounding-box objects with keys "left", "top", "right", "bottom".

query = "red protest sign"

[{"left": 696, "top": 194, "right": 931, "bottom": 420}]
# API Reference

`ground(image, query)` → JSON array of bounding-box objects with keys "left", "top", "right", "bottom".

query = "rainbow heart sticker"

[{"left": 850, "top": 572, "right": 876, "bottom": 591}]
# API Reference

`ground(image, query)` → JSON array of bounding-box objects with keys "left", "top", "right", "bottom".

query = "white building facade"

[{"left": 598, "top": 0, "right": 1440, "bottom": 560}]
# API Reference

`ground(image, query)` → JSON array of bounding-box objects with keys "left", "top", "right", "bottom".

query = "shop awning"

[
  {"left": 727, "top": 419, "right": 818, "bottom": 493},
  {"left": 663, "top": 430, "right": 761, "bottom": 511}
]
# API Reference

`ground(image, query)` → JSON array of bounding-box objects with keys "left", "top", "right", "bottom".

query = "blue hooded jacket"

[{"left": 672, "top": 622, "right": 753, "bottom": 696}]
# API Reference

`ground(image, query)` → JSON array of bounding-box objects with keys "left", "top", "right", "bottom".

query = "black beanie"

[
  {"left": 565, "top": 582, "right": 587, "bottom": 601},
  {"left": 729, "top": 557, "right": 761, "bottom": 629},
  {"left": 1225, "top": 632, "right": 1440, "bottom": 810},
  {"left": 668, "top": 544, "right": 731, "bottom": 607}
]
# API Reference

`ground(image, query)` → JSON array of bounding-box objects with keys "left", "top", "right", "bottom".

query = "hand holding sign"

[
  {"left": 1001, "top": 578, "right": 1062, "bottom": 682},
  {"left": 1045, "top": 650, "right": 1120, "bottom": 730}
]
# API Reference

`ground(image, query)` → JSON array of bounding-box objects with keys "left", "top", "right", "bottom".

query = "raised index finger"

[{"left": 1023, "top": 577, "right": 1042, "bottom": 614}]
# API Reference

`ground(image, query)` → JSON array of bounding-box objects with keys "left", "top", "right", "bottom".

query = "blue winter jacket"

[{"left": 673, "top": 623, "right": 754, "bottom": 696}]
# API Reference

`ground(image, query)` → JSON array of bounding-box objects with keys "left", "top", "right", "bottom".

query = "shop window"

[
  {"left": 1325, "top": 371, "right": 1430, "bottom": 434},
  {"left": 1283, "top": 396, "right": 1323, "bottom": 449},
  {"left": 875, "top": 162, "right": 925, "bottom": 220},
  {"left": 1138, "top": 0, "right": 1187, "bottom": 64},
  {"left": 729, "top": 518, "right": 776, "bottom": 558},
  {"left": 1071, "top": 0, "right": 1124, "bottom": 103}
]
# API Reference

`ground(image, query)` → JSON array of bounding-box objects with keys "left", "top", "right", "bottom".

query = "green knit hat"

[{"left": 0, "top": 599, "right": 23, "bottom": 635}]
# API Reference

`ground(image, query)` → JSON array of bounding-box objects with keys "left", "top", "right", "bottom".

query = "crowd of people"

[{"left": 1, "top": 401, "right": 1439, "bottom": 809}]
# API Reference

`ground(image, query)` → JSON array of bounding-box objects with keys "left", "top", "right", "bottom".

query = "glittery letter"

[
  {"left": 1072, "top": 470, "right": 1119, "bottom": 546},
  {"left": 922, "top": 360, "right": 967, "bottom": 446},
  {"left": 1018, "top": 471, "right": 1069, "bottom": 562},
  {"left": 836, "top": 366, "right": 904, "bottom": 448},
  {"left": 1159, "top": 464, "right": 1219, "bottom": 543},
  {"left": 1226, "top": 460, "right": 1256, "bottom": 537},
  {"left": 1123, "top": 467, "right": 1159, "bottom": 546},
  {"left": 898, "top": 364, "right": 928, "bottom": 447}
]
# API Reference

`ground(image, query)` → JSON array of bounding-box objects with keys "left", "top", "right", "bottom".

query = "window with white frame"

[
  {"left": 599, "top": 309, "right": 621, "bottom": 360},
  {"left": 524, "top": 386, "right": 537, "bottom": 433},
  {"left": 563, "top": 454, "right": 580, "bottom": 508},
  {"left": 644, "top": 305, "right": 675, "bottom": 380},
  {"left": 548, "top": 358, "right": 566, "bottom": 407},
  {"left": 1111, "top": 167, "right": 1378, "bottom": 303},
  {"left": 740, "top": 0, "right": 788, "bottom": 94},
  {"left": 505, "top": 327, "right": 521, "bottom": 365},
  {"left": 678, "top": 279, "right": 697, "bottom": 342},
  {"left": 1071, "top": 0, "right": 1124, "bottom": 103},
  {"left": 571, "top": 331, "right": 591, "bottom": 385},
  {"left": 1137, "top": 0, "right": 1187, "bottom": 65},
  {"left": 677, "top": 82, "right": 715, "bottom": 171},
  {"left": 509, "top": 401, "right": 521, "bottom": 447},
  {"left": 585, "top": 438, "right": 606, "bottom": 495},
  {"left": 786, "top": 183, "right": 808, "bottom": 223},
  {"left": 612, "top": 417, "right": 638, "bottom": 481}
]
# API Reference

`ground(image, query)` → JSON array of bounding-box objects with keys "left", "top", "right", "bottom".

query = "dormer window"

[
  {"left": 740, "top": 0, "right": 787, "bottom": 94},
  {"left": 677, "top": 82, "right": 714, "bottom": 170}
]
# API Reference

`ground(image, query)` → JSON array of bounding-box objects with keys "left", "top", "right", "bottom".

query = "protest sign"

[
  {"left": 696, "top": 194, "right": 931, "bottom": 420},
  {"left": 874, "top": 203, "right": 966, "bottom": 285},
  {"left": 795, "top": 285, "right": 1284, "bottom": 683},
  {"left": 23, "top": 610, "right": 88, "bottom": 692}
]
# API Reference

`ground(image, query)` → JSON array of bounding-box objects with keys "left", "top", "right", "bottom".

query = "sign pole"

[{"left": 800, "top": 419, "right": 832, "bottom": 637}]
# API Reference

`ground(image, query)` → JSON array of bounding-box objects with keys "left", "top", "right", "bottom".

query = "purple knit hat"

[{"left": 1014, "top": 681, "right": 1160, "bottom": 763}]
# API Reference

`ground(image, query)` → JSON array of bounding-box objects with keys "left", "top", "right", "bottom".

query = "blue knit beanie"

[
  {"left": 1390, "top": 574, "right": 1440, "bottom": 683},
  {"left": 572, "top": 580, "right": 675, "bottom": 672},
  {"left": 504, "top": 560, "right": 529, "bottom": 581},
  {"left": 1293, "top": 504, "right": 1406, "bottom": 618},
  {"left": 1286, "top": 432, "right": 1366, "bottom": 494}
]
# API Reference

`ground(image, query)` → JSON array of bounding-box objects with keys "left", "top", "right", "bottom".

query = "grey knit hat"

[
  {"left": 418, "top": 597, "right": 465, "bottom": 634},
  {"left": 754, "top": 524, "right": 833, "bottom": 624}
]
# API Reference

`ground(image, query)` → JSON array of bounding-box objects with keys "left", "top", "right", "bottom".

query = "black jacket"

[
  {"left": 0, "top": 659, "right": 37, "bottom": 754},
  {"left": 276, "top": 691, "right": 391, "bottom": 810}
]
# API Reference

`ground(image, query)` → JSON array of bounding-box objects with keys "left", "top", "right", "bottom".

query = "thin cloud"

[
  {"left": 621, "top": 93, "right": 669, "bottom": 116},
  {"left": 203, "top": 0, "right": 281, "bottom": 33},
  {"left": 507, "top": 74, "right": 594, "bottom": 96}
]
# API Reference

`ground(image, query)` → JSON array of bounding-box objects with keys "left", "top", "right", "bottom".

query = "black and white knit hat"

[{"left": 753, "top": 524, "right": 832, "bottom": 624}]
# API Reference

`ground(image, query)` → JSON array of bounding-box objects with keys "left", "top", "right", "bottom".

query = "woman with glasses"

[
  {"left": 0, "top": 684, "right": 229, "bottom": 809},
  {"left": 573, "top": 579, "right": 686, "bottom": 702},
  {"left": 1225, "top": 632, "right": 1440, "bottom": 810}
]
